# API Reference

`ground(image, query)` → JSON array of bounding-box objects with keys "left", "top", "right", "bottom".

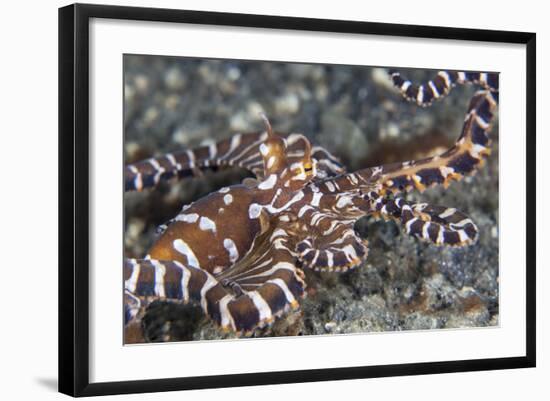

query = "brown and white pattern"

[
  {"left": 124, "top": 69, "right": 499, "bottom": 340},
  {"left": 389, "top": 69, "right": 498, "bottom": 107},
  {"left": 125, "top": 131, "right": 345, "bottom": 192}
]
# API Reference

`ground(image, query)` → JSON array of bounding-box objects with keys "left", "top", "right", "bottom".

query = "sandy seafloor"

[{"left": 123, "top": 55, "right": 499, "bottom": 342}]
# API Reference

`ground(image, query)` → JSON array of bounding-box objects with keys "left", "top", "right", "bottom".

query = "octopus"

[{"left": 123, "top": 68, "right": 499, "bottom": 342}]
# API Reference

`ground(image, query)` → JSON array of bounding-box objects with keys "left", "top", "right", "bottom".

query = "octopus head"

[
  {"left": 259, "top": 115, "right": 288, "bottom": 176},
  {"left": 258, "top": 114, "right": 317, "bottom": 192},
  {"left": 285, "top": 136, "right": 317, "bottom": 190}
]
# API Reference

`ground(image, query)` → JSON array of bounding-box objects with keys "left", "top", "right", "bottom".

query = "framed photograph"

[{"left": 58, "top": 3, "right": 536, "bottom": 397}]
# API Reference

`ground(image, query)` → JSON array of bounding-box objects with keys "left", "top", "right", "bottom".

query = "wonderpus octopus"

[{"left": 123, "top": 69, "right": 499, "bottom": 342}]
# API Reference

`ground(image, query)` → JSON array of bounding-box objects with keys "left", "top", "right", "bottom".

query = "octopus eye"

[{"left": 303, "top": 162, "right": 313, "bottom": 172}]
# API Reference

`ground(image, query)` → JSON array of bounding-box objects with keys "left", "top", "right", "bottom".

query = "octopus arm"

[
  {"left": 124, "top": 224, "right": 306, "bottom": 335},
  {"left": 125, "top": 131, "right": 345, "bottom": 192},
  {"left": 333, "top": 85, "right": 498, "bottom": 197},
  {"left": 372, "top": 196, "right": 479, "bottom": 246},
  {"left": 296, "top": 219, "right": 368, "bottom": 273}
]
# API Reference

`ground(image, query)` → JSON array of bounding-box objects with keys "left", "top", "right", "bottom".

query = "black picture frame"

[{"left": 58, "top": 3, "right": 536, "bottom": 397}]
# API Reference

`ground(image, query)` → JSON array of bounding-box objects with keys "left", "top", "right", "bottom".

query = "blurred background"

[{"left": 123, "top": 55, "right": 499, "bottom": 342}]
